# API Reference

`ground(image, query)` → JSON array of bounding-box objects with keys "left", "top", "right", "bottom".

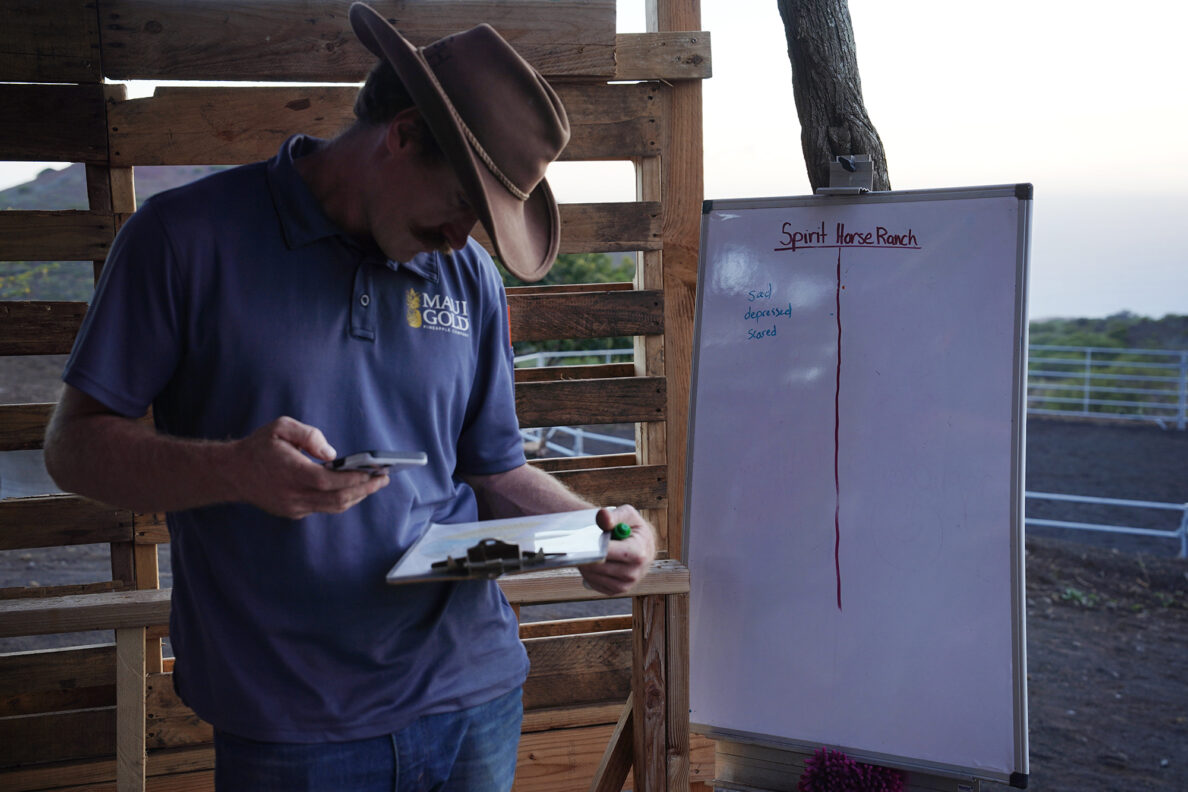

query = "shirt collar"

[{"left": 266, "top": 134, "right": 439, "bottom": 282}]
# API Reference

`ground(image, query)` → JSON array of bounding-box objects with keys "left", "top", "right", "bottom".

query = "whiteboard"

[{"left": 685, "top": 185, "right": 1031, "bottom": 786}]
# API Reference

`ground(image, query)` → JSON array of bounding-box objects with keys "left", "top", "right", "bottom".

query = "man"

[{"left": 43, "top": 4, "right": 656, "bottom": 789}]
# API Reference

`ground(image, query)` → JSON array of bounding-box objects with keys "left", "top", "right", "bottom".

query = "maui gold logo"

[
  {"left": 405, "top": 288, "right": 422, "bottom": 328},
  {"left": 406, "top": 288, "right": 470, "bottom": 337}
]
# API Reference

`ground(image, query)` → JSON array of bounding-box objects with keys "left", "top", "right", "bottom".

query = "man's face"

[{"left": 369, "top": 141, "right": 479, "bottom": 264}]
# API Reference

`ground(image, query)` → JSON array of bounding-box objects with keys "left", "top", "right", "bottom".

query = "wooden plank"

[
  {"left": 1, "top": 580, "right": 127, "bottom": 601},
  {"left": 0, "top": 494, "right": 134, "bottom": 552},
  {"left": 0, "top": 403, "right": 54, "bottom": 452},
  {"left": 0, "top": 706, "right": 114, "bottom": 768},
  {"left": 0, "top": 744, "right": 214, "bottom": 792},
  {"left": 515, "top": 723, "right": 629, "bottom": 792},
  {"left": 529, "top": 453, "right": 637, "bottom": 472},
  {"left": 509, "top": 289, "right": 663, "bottom": 343},
  {"left": 509, "top": 281, "right": 633, "bottom": 296},
  {"left": 652, "top": 1, "right": 704, "bottom": 566},
  {"left": 0, "top": 84, "right": 107, "bottom": 162},
  {"left": 521, "top": 701, "right": 623, "bottom": 734},
  {"left": 0, "top": 0, "right": 101, "bottom": 84},
  {"left": 0, "top": 211, "right": 116, "bottom": 261},
  {"left": 633, "top": 595, "right": 667, "bottom": 792},
  {"left": 591, "top": 699, "right": 634, "bottom": 792},
  {"left": 549, "top": 465, "right": 667, "bottom": 511},
  {"left": 116, "top": 627, "right": 146, "bottom": 792},
  {"left": 0, "top": 301, "right": 87, "bottom": 356},
  {"left": 145, "top": 674, "right": 211, "bottom": 750},
  {"left": 516, "top": 377, "right": 665, "bottom": 428},
  {"left": 500, "top": 559, "right": 688, "bottom": 606},
  {"left": 0, "top": 645, "right": 115, "bottom": 714},
  {"left": 519, "top": 614, "right": 631, "bottom": 639},
  {"left": 614, "top": 31, "right": 712, "bottom": 80},
  {"left": 523, "top": 630, "right": 631, "bottom": 710},
  {"left": 477, "top": 202, "right": 661, "bottom": 256},
  {"left": 107, "top": 81, "right": 658, "bottom": 165},
  {"left": 515, "top": 363, "right": 636, "bottom": 383},
  {"left": 97, "top": 0, "right": 616, "bottom": 81},
  {"left": 666, "top": 592, "right": 692, "bottom": 791},
  {"left": 0, "top": 588, "right": 171, "bottom": 639}
]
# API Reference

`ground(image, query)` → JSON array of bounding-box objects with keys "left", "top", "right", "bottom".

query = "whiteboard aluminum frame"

[{"left": 684, "top": 184, "right": 1032, "bottom": 788}]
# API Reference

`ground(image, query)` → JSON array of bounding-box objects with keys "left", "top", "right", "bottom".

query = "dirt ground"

[{"left": 2, "top": 387, "right": 1187, "bottom": 789}]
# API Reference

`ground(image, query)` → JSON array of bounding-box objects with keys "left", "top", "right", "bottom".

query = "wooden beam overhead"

[{"left": 97, "top": 0, "right": 616, "bottom": 81}]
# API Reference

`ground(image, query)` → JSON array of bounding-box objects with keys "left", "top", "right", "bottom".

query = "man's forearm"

[
  {"left": 45, "top": 407, "right": 238, "bottom": 513},
  {"left": 462, "top": 462, "right": 592, "bottom": 519}
]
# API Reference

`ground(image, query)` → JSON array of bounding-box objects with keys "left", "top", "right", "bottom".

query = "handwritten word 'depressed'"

[{"left": 744, "top": 302, "right": 793, "bottom": 324}]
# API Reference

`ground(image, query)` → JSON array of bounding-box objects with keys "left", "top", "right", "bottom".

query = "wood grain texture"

[
  {"left": 0, "top": 495, "right": 134, "bottom": 552},
  {"left": 0, "top": 211, "right": 116, "bottom": 261},
  {"left": 0, "top": 84, "right": 107, "bottom": 162},
  {"left": 471, "top": 201, "right": 663, "bottom": 258},
  {"left": 508, "top": 289, "right": 663, "bottom": 342},
  {"left": 0, "top": 588, "right": 171, "bottom": 638},
  {"left": 0, "top": 403, "right": 54, "bottom": 452},
  {"left": 0, "top": 1, "right": 101, "bottom": 84},
  {"left": 0, "top": 301, "right": 87, "bottom": 356},
  {"left": 514, "top": 363, "right": 636, "bottom": 383},
  {"left": 523, "top": 630, "right": 632, "bottom": 710},
  {"left": 115, "top": 627, "right": 146, "bottom": 791},
  {"left": 614, "top": 31, "right": 712, "bottom": 80},
  {"left": 633, "top": 594, "right": 667, "bottom": 791},
  {"left": 515, "top": 377, "right": 665, "bottom": 428},
  {"left": 549, "top": 464, "right": 667, "bottom": 511},
  {"left": 97, "top": 0, "right": 616, "bottom": 81},
  {"left": 518, "top": 614, "right": 631, "bottom": 639},
  {"left": 0, "top": 706, "right": 114, "bottom": 768},
  {"left": 499, "top": 559, "right": 688, "bottom": 605},
  {"left": 0, "top": 645, "right": 115, "bottom": 713},
  {"left": 515, "top": 723, "right": 629, "bottom": 792},
  {"left": 107, "top": 82, "right": 660, "bottom": 165},
  {"left": 591, "top": 699, "right": 634, "bottom": 792}
]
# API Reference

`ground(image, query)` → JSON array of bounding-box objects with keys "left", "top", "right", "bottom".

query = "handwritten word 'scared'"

[
  {"left": 777, "top": 221, "right": 920, "bottom": 251},
  {"left": 747, "top": 325, "right": 777, "bottom": 340}
]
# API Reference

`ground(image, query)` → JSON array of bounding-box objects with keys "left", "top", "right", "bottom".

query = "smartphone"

[{"left": 325, "top": 450, "right": 428, "bottom": 475}]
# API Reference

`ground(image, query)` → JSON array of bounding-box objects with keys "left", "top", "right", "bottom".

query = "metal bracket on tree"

[{"left": 816, "top": 154, "right": 874, "bottom": 195}]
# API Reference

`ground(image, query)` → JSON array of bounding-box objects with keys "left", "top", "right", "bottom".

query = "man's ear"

[{"left": 384, "top": 107, "right": 424, "bottom": 156}]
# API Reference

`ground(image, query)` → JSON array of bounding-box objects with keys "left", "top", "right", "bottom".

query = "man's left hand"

[{"left": 579, "top": 505, "right": 657, "bottom": 596}]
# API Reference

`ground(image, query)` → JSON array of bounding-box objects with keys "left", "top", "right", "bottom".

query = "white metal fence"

[
  {"left": 1026, "top": 491, "right": 1188, "bottom": 558},
  {"left": 1027, "top": 345, "right": 1188, "bottom": 429}
]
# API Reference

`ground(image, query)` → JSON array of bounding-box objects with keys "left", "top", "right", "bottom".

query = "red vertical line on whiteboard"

[{"left": 834, "top": 248, "right": 843, "bottom": 611}]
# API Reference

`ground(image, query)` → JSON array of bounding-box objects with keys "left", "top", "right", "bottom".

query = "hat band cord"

[{"left": 418, "top": 49, "right": 532, "bottom": 203}]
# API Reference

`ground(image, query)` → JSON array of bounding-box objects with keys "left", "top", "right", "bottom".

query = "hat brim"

[{"left": 350, "top": 4, "right": 560, "bottom": 282}]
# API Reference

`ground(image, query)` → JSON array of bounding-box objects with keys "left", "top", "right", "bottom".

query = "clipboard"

[{"left": 386, "top": 508, "right": 608, "bottom": 584}]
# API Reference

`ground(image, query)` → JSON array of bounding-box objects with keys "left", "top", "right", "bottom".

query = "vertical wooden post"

[
  {"left": 116, "top": 626, "right": 147, "bottom": 792},
  {"left": 633, "top": 594, "right": 668, "bottom": 791}
]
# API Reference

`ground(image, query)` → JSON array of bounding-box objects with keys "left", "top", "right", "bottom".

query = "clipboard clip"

[{"left": 429, "top": 538, "right": 565, "bottom": 579}]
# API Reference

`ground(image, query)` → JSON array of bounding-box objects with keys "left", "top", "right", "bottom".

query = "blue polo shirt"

[{"left": 63, "top": 135, "right": 529, "bottom": 742}]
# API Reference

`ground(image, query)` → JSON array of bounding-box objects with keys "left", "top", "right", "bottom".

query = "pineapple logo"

[{"left": 405, "top": 288, "right": 422, "bottom": 328}]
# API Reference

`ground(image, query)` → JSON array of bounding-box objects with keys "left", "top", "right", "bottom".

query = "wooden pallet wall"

[{"left": 0, "top": 0, "right": 711, "bottom": 789}]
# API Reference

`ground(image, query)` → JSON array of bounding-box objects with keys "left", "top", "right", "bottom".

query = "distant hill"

[
  {"left": 1031, "top": 313, "right": 1188, "bottom": 351},
  {"left": 0, "top": 163, "right": 228, "bottom": 211}
]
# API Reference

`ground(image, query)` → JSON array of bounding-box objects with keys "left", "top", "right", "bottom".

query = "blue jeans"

[{"left": 213, "top": 687, "right": 523, "bottom": 792}]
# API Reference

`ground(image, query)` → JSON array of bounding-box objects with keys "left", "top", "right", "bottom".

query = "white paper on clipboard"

[{"left": 386, "top": 508, "right": 608, "bottom": 584}]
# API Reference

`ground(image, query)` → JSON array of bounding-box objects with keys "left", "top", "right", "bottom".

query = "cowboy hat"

[{"left": 349, "top": 2, "right": 570, "bottom": 282}]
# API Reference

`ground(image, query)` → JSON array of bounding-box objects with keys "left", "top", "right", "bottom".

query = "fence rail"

[
  {"left": 1026, "top": 491, "right": 1188, "bottom": 558},
  {"left": 1028, "top": 344, "right": 1188, "bottom": 429}
]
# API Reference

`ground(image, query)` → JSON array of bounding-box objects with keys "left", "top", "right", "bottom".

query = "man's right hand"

[
  {"left": 45, "top": 386, "right": 388, "bottom": 518},
  {"left": 228, "top": 416, "right": 390, "bottom": 520}
]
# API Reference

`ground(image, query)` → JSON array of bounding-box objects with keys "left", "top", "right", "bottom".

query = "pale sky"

[{"left": 4, "top": 1, "right": 1185, "bottom": 320}]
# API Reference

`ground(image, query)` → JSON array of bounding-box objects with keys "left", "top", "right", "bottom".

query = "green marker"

[{"left": 612, "top": 522, "right": 631, "bottom": 540}]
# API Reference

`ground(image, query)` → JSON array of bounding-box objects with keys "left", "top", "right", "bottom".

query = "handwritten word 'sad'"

[
  {"left": 776, "top": 221, "right": 921, "bottom": 252},
  {"left": 742, "top": 283, "right": 790, "bottom": 341}
]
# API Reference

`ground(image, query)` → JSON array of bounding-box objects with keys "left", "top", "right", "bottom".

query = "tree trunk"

[{"left": 777, "top": 0, "right": 890, "bottom": 191}]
